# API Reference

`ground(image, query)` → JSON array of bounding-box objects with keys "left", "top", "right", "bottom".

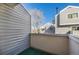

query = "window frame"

[{"left": 68, "top": 13, "right": 78, "bottom": 19}]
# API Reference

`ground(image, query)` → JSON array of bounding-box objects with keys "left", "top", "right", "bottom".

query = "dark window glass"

[
  {"left": 68, "top": 13, "right": 78, "bottom": 19},
  {"left": 77, "top": 27, "right": 79, "bottom": 30},
  {"left": 72, "top": 13, "right": 78, "bottom": 18},
  {"left": 68, "top": 14, "right": 72, "bottom": 18}
]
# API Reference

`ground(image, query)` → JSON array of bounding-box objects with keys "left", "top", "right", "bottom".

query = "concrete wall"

[
  {"left": 0, "top": 4, "right": 31, "bottom": 55},
  {"left": 72, "top": 30, "right": 79, "bottom": 37},
  {"left": 31, "top": 34, "right": 69, "bottom": 55},
  {"left": 69, "top": 34, "right": 79, "bottom": 55}
]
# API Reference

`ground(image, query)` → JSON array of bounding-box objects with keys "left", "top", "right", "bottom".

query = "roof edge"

[{"left": 55, "top": 5, "right": 79, "bottom": 17}]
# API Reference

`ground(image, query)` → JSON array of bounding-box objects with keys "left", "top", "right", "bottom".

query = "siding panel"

[{"left": 0, "top": 4, "right": 30, "bottom": 55}]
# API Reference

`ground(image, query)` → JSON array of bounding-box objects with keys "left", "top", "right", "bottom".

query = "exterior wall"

[
  {"left": 55, "top": 27, "right": 71, "bottom": 34},
  {"left": 55, "top": 15, "right": 71, "bottom": 34},
  {"left": 0, "top": 4, "right": 31, "bottom": 54},
  {"left": 31, "top": 34, "right": 69, "bottom": 55},
  {"left": 60, "top": 7, "right": 79, "bottom": 25},
  {"left": 55, "top": 6, "right": 79, "bottom": 34}
]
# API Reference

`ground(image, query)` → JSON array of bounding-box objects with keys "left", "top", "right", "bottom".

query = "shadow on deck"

[{"left": 18, "top": 48, "right": 53, "bottom": 55}]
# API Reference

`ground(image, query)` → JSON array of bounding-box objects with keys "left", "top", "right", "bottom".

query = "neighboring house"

[
  {"left": 44, "top": 25, "right": 55, "bottom": 34},
  {"left": 0, "top": 3, "right": 31, "bottom": 54},
  {"left": 55, "top": 6, "right": 79, "bottom": 34},
  {"left": 40, "top": 22, "right": 55, "bottom": 34}
]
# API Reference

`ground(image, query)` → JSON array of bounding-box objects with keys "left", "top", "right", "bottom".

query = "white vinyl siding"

[{"left": 0, "top": 4, "right": 31, "bottom": 55}]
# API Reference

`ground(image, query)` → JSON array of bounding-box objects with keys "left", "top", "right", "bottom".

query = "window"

[
  {"left": 72, "top": 27, "right": 79, "bottom": 31},
  {"left": 68, "top": 13, "right": 78, "bottom": 19},
  {"left": 68, "top": 14, "right": 72, "bottom": 18},
  {"left": 72, "top": 13, "right": 78, "bottom": 18},
  {"left": 72, "top": 27, "right": 76, "bottom": 30},
  {"left": 77, "top": 27, "right": 79, "bottom": 30}
]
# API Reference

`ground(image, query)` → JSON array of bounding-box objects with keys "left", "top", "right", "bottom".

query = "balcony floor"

[{"left": 18, "top": 48, "right": 52, "bottom": 55}]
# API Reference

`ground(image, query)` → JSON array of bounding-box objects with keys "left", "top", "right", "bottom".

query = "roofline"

[
  {"left": 55, "top": 5, "right": 79, "bottom": 17},
  {"left": 20, "top": 4, "right": 31, "bottom": 17},
  {"left": 55, "top": 5, "right": 79, "bottom": 27},
  {"left": 40, "top": 22, "right": 54, "bottom": 29}
]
